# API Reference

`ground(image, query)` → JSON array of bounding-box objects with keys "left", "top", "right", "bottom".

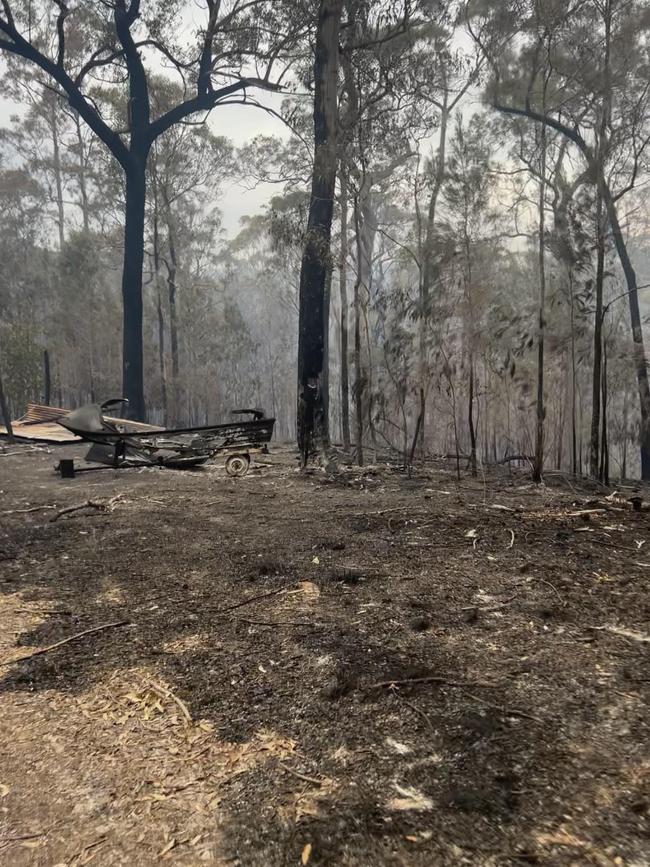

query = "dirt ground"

[{"left": 0, "top": 443, "right": 648, "bottom": 867}]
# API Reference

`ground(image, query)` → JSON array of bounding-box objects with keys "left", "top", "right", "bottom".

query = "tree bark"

[
  {"left": 590, "top": 193, "right": 605, "bottom": 478},
  {"left": 600, "top": 336, "right": 609, "bottom": 484},
  {"left": 353, "top": 194, "right": 364, "bottom": 466},
  {"left": 339, "top": 168, "right": 351, "bottom": 451},
  {"left": 533, "top": 124, "right": 547, "bottom": 484},
  {"left": 601, "top": 186, "right": 650, "bottom": 479},
  {"left": 152, "top": 181, "right": 168, "bottom": 426},
  {"left": 418, "top": 101, "right": 449, "bottom": 454},
  {"left": 0, "top": 363, "right": 13, "bottom": 442},
  {"left": 590, "top": 0, "right": 610, "bottom": 479},
  {"left": 468, "top": 358, "right": 477, "bottom": 476},
  {"left": 296, "top": 0, "right": 343, "bottom": 465},
  {"left": 43, "top": 350, "right": 51, "bottom": 406},
  {"left": 121, "top": 161, "right": 147, "bottom": 420}
]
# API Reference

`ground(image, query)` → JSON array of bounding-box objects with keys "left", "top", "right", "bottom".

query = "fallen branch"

[
  {"left": 517, "top": 576, "right": 565, "bottom": 607},
  {"left": 395, "top": 693, "right": 435, "bottom": 731},
  {"left": 147, "top": 681, "right": 193, "bottom": 724},
  {"left": 278, "top": 762, "right": 326, "bottom": 787},
  {"left": 1, "top": 504, "right": 57, "bottom": 515},
  {"left": 567, "top": 509, "right": 608, "bottom": 517},
  {"left": 367, "top": 675, "right": 500, "bottom": 690},
  {"left": 237, "top": 618, "right": 326, "bottom": 628},
  {"left": 0, "top": 832, "right": 45, "bottom": 843},
  {"left": 50, "top": 495, "right": 123, "bottom": 522},
  {"left": 507, "top": 529, "right": 515, "bottom": 549},
  {"left": 211, "top": 583, "right": 296, "bottom": 614},
  {"left": 4, "top": 620, "right": 130, "bottom": 665},
  {"left": 461, "top": 691, "right": 543, "bottom": 724}
]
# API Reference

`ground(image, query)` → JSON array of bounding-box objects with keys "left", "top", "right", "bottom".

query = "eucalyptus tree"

[
  {"left": 468, "top": 0, "right": 650, "bottom": 478},
  {"left": 336, "top": 0, "right": 439, "bottom": 463},
  {"left": 0, "top": 1, "right": 304, "bottom": 419}
]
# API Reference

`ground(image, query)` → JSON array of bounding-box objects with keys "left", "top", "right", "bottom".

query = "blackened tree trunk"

[
  {"left": 590, "top": 192, "right": 605, "bottom": 478},
  {"left": 122, "top": 161, "right": 147, "bottom": 420},
  {"left": 494, "top": 81, "right": 650, "bottom": 479},
  {"left": 152, "top": 181, "right": 168, "bottom": 426},
  {"left": 602, "top": 187, "right": 650, "bottom": 479},
  {"left": 297, "top": 0, "right": 343, "bottom": 465},
  {"left": 0, "top": 364, "right": 13, "bottom": 442},
  {"left": 468, "top": 359, "right": 477, "bottom": 476},
  {"left": 43, "top": 350, "right": 51, "bottom": 406},
  {"left": 162, "top": 188, "right": 181, "bottom": 424},
  {"left": 600, "top": 337, "right": 609, "bottom": 484},
  {"left": 533, "top": 124, "right": 547, "bottom": 484},
  {"left": 339, "top": 168, "right": 351, "bottom": 451},
  {"left": 353, "top": 194, "right": 364, "bottom": 466}
]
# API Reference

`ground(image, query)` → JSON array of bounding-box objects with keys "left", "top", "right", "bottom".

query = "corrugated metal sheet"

[{"left": 0, "top": 403, "right": 160, "bottom": 445}]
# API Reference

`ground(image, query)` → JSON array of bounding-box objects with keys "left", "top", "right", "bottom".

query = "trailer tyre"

[{"left": 225, "top": 454, "right": 250, "bottom": 478}]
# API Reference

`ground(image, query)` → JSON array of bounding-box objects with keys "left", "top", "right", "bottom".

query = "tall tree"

[
  {"left": 297, "top": 0, "right": 343, "bottom": 465},
  {"left": 0, "top": 1, "right": 298, "bottom": 419},
  {"left": 469, "top": 0, "right": 650, "bottom": 478}
]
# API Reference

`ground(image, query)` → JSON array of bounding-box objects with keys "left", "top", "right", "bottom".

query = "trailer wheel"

[{"left": 225, "top": 454, "right": 250, "bottom": 478}]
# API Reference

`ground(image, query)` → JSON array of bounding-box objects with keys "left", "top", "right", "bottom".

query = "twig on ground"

[
  {"left": 50, "top": 495, "right": 123, "bottom": 522},
  {"left": 3, "top": 620, "right": 130, "bottom": 666},
  {"left": 395, "top": 693, "right": 435, "bottom": 731},
  {"left": 237, "top": 618, "right": 327, "bottom": 628},
  {"left": 278, "top": 762, "right": 326, "bottom": 787},
  {"left": 368, "top": 675, "right": 500, "bottom": 690},
  {"left": 507, "top": 529, "right": 515, "bottom": 549},
  {"left": 567, "top": 509, "right": 608, "bottom": 517},
  {"left": 461, "top": 691, "right": 543, "bottom": 724},
  {"left": 516, "top": 576, "right": 565, "bottom": 607},
  {"left": 0, "top": 832, "right": 45, "bottom": 843},
  {"left": 147, "top": 681, "right": 193, "bottom": 724},
  {"left": 1, "top": 504, "right": 57, "bottom": 515},
  {"left": 211, "top": 583, "right": 296, "bottom": 614}
]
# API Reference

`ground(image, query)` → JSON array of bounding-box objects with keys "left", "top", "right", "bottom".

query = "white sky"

[{"left": 204, "top": 94, "right": 289, "bottom": 236}]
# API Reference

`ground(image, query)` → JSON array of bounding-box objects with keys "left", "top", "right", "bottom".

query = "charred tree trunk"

[
  {"left": 43, "top": 350, "right": 51, "bottom": 406},
  {"left": 161, "top": 189, "right": 181, "bottom": 425},
  {"left": 590, "top": 197, "right": 605, "bottom": 479},
  {"left": 602, "top": 187, "right": 650, "bottom": 479},
  {"left": 353, "top": 195, "right": 364, "bottom": 466},
  {"left": 121, "top": 159, "right": 147, "bottom": 420},
  {"left": 339, "top": 168, "right": 351, "bottom": 451},
  {"left": 533, "top": 125, "right": 547, "bottom": 484},
  {"left": 152, "top": 183, "right": 168, "bottom": 426},
  {"left": 323, "top": 256, "right": 333, "bottom": 425},
  {"left": 0, "top": 363, "right": 13, "bottom": 442},
  {"left": 568, "top": 272, "right": 578, "bottom": 475},
  {"left": 418, "top": 102, "right": 449, "bottom": 454},
  {"left": 468, "top": 357, "right": 477, "bottom": 476},
  {"left": 600, "top": 337, "right": 609, "bottom": 484},
  {"left": 296, "top": 0, "right": 342, "bottom": 465}
]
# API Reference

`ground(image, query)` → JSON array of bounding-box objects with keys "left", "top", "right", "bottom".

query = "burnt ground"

[{"left": 0, "top": 444, "right": 648, "bottom": 867}]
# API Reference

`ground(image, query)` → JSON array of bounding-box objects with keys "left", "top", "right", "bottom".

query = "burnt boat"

[{"left": 56, "top": 399, "right": 275, "bottom": 476}]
